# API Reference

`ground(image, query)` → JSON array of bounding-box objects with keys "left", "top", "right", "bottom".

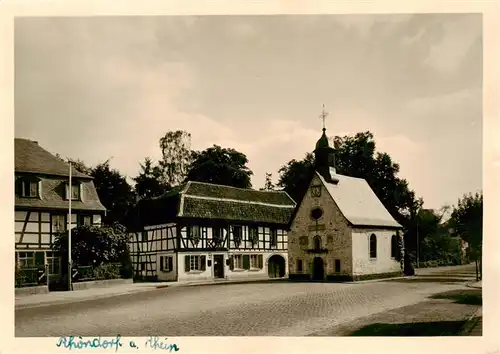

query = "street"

[{"left": 15, "top": 264, "right": 478, "bottom": 337}]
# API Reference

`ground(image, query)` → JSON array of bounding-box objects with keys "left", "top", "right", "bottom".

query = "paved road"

[{"left": 15, "top": 264, "right": 477, "bottom": 337}]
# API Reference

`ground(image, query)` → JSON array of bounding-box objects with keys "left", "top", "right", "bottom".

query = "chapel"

[{"left": 287, "top": 114, "right": 404, "bottom": 281}]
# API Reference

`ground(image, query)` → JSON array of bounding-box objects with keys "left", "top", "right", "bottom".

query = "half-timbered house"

[
  {"left": 14, "top": 138, "right": 106, "bottom": 279},
  {"left": 127, "top": 181, "right": 296, "bottom": 282}
]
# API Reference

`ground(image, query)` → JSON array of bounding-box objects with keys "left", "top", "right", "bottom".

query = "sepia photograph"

[{"left": 7, "top": 8, "right": 492, "bottom": 348}]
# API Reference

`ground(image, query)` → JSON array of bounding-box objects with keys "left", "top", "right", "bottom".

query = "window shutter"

[
  {"left": 200, "top": 255, "right": 206, "bottom": 271},
  {"left": 243, "top": 255, "right": 250, "bottom": 270},
  {"left": 168, "top": 257, "right": 173, "bottom": 272},
  {"left": 229, "top": 256, "right": 234, "bottom": 270},
  {"left": 79, "top": 183, "right": 84, "bottom": 202},
  {"left": 185, "top": 255, "right": 190, "bottom": 272},
  {"left": 258, "top": 254, "right": 263, "bottom": 269},
  {"left": 15, "top": 178, "right": 22, "bottom": 196},
  {"left": 160, "top": 256, "right": 164, "bottom": 271}
]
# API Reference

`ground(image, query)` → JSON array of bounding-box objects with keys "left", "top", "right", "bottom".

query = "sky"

[{"left": 14, "top": 14, "right": 482, "bottom": 210}]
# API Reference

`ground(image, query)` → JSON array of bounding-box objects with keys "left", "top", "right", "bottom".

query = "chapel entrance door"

[
  {"left": 213, "top": 255, "right": 225, "bottom": 278},
  {"left": 312, "top": 257, "right": 325, "bottom": 281}
]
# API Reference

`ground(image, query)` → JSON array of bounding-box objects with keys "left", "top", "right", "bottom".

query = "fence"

[
  {"left": 15, "top": 264, "right": 49, "bottom": 288},
  {"left": 16, "top": 262, "right": 124, "bottom": 288}
]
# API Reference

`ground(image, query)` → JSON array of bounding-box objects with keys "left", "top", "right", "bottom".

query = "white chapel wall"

[{"left": 351, "top": 229, "right": 400, "bottom": 276}]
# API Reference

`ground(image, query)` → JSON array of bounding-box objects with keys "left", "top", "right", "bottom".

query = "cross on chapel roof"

[{"left": 319, "top": 104, "right": 329, "bottom": 131}]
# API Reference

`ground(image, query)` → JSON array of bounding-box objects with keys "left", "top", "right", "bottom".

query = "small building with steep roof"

[
  {"left": 14, "top": 138, "right": 106, "bottom": 282},
  {"left": 287, "top": 126, "right": 404, "bottom": 281},
  {"left": 127, "top": 181, "right": 296, "bottom": 282}
]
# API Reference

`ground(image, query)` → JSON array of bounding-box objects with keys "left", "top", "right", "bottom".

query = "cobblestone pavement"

[{"left": 16, "top": 265, "right": 476, "bottom": 337}]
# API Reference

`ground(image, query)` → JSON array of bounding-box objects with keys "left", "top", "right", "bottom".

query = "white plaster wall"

[
  {"left": 177, "top": 252, "right": 214, "bottom": 281},
  {"left": 226, "top": 251, "right": 288, "bottom": 280},
  {"left": 352, "top": 230, "right": 400, "bottom": 275},
  {"left": 156, "top": 251, "right": 177, "bottom": 281}
]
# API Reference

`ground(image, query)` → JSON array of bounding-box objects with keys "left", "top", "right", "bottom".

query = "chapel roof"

[
  {"left": 315, "top": 129, "right": 331, "bottom": 150},
  {"left": 316, "top": 171, "right": 402, "bottom": 229}
]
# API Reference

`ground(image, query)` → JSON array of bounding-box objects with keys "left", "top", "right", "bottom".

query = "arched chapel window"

[
  {"left": 391, "top": 235, "right": 398, "bottom": 258},
  {"left": 314, "top": 235, "right": 322, "bottom": 250},
  {"left": 369, "top": 234, "right": 377, "bottom": 258}
]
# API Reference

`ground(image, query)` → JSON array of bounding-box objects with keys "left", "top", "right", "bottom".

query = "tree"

[
  {"left": 261, "top": 172, "right": 275, "bottom": 191},
  {"left": 277, "top": 153, "right": 315, "bottom": 203},
  {"left": 450, "top": 192, "right": 483, "bottom": 280},
  {"left": 159, "top": 130, "right": 192, "bottom": 186},
  {"left": 91, "top": 160, "right": 136, "bottom": 225},
  {"left": 52, "top": 223, "right": 133, "bottom": 283},
  {"left": 185, "top": 145, "right": 253, "bottom": 188},
  {"left": 133, "top": 157, "right": 171, "bottom": 199}
]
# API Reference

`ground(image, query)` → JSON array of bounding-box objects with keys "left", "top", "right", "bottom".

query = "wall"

[
  {"left": 226, "top": 251, "right": 288, "bottom": 280},
  {"left": 288, "top": 174, "right": 353, "bottom": 278},
  {"left": 15, "top": 210, "right": 102, "bottom": 250},
  {"left": 176, "top": 252, "right": 214, "bottom": 282},
  {"left": 351, "top": 228, "right": 401, "bottom": 276},
  {"left": 156, "top": 252, "right": 177, "bottom": 281}
]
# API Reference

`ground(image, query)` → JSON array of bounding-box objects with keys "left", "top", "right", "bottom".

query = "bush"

[{"left": 93, "top": 263, "right": 121, "bottom": 280}]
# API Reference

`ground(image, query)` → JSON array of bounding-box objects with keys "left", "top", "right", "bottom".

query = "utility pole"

[{"left": 68, "top": 161, "right": 73, "bottom": 291}]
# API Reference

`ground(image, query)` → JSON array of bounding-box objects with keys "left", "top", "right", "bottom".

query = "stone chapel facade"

[{"left": 287, "top": 126, "right": 404, "bottom": 281}]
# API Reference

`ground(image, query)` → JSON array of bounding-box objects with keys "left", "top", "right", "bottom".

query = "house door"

[
  {"left": 213, "top": 255, "right": 225, "bottom": 278},
  {"left": 312, "top": 257, "right": 324, "bottom": 281}
]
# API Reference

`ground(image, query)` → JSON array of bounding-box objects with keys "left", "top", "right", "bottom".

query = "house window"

[
  {"left": 78, "top": 215, "right": 92, "bottom": 226},
  {"left": 160, "top": 256, "right": 173, "bottom": 272},
  {"left": 249, "top": 226, "right": 259, "bottom": 247},
  {"left": 141, "top": 231, "right": 148, "bottom": 242},
  {"left": 297, "top": 259, "right": 303, "bottom": 272},
  {"left": 46, "top": 251, "right": 60, "bottom": 275},
  {"left": 65, "top": 183, "right": 81, "bottom": 201},
  {"left": 17, "top": 252, "right": 35, "bottom": 268},
  {"left": 391, "top": 235, "right": 398, "bottom": 258},
  {"left": 233, "top": 254, "right": 243, "bottom": 269},
  {"left": 185, "top": 255, "right": 206, "bottom": 272},
  {"left": 22, "top": 180, "right": 39, "bottom": 198},
  {"left": 250, "top": 254, "right": 259, "bottom": 268},
  {"left": 335, "top": 259, "right": 341, "bottom": 273},
  {"left": 52, "top": 214, "right": 66, "bottom": 233},
  {"left": 313, "top": 235, "right": 322, "bottom": 250},
  {"left": 369, "top": 234, "right": 377, "bottom": 258},
  {"left": 212, "top": 227, "right": 223, "bottom": 247},
  {"left": 140, "top": 262, "right": 146, "bottom": 271},
  {"left": 270, "top": 228, "right": 278, "bottom": 247},
  {"left": 189, "top": 226, "right": 201, "bottom": 245},
  {"left": 233, "top": 225, "right": 243, "bottom": 247}
]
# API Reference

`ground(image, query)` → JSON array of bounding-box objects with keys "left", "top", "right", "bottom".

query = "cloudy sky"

[{"left": 14, "top": 14, "right": 482, "bottom": 209}]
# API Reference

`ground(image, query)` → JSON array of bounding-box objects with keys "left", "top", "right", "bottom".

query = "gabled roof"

[
  {"left": 130, "top": 181, "right": 296, "bottom": 228},
  {"left": 15, "top": 138, "right": 90, "bottom": 179},
  {"left": 316, "top": 171, "right": 402, "bottom": 229}
]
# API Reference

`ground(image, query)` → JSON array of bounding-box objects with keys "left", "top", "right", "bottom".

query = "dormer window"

[
  {"left": 65, "top": 182, "right": 82, "bottom": 201},
  {"left": 22, "top": 180, "right": 40, "bottom": 198},
  {"left": 17, "top": 177, "right": 41, "bottom": 198}
]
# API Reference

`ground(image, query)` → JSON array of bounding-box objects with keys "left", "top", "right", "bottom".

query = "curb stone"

[
  {"left": 15, "top": 287, "right": 156, "bottom": 310},
  {"left": 459, "top": 307, "right": 482, "bottom": 335}
]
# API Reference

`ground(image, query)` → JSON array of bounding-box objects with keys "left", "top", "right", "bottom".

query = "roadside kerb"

[
  {"left": 459, "top": 307, "right": 482, "bottom": 335},
  {"left": 15, "top": 285, "right": 157, "bottom": 310}
]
